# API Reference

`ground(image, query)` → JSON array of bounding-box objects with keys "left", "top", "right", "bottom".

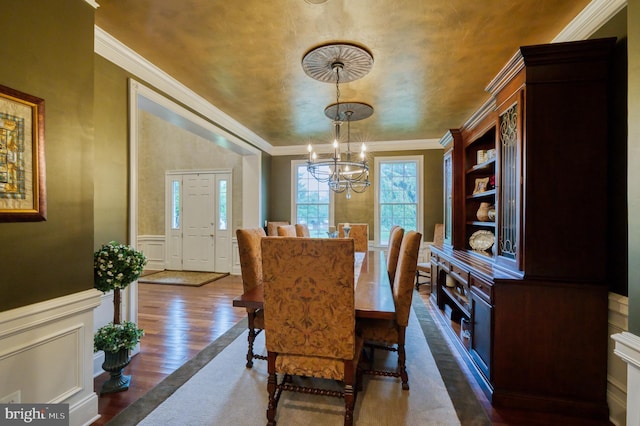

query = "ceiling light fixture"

[{"left": 302, "top": 43, "right": 374, "bottom": 198}]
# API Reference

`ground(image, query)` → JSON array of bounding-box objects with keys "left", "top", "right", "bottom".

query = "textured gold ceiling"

[{"left": 96, "top": 0, "right": 591, "bottom": 147}]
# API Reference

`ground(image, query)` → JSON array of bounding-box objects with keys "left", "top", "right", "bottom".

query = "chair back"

[
  {"left": 386, "top": 226, "right": 405, "bottom": 285},
  {"left": 392, "top": 231, "right": 422, "bottom": 327},
  {"left": 262, "top": 237, "right": 356, "bottom": 360},
  {"left": 295, "top": 223, "right": 311, "bottom": 237},
  {"left": 236, "top": 228, "right": 266, "bottom": 294},
  {"left": 338, "top": 223, "right": 369, "bottom": 252},
  {"left": 433, "top": 223, "right": 444, "bottom": 246},
  {"left": 267, "top": 221, "right": 289, "bottom": 236},
  {"left": 276, "top": 224, "right": 296, "bottom": 236}
]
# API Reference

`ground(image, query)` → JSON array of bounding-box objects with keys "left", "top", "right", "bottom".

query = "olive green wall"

[
  {"left": 94, "top": 55, "right": 130, "bottom": 247},
  {"left": 268, "top": 149, "right": 444, "bottom": 242},
  {"left": 628, "top": 0, "right": 640, "bottom": 334},
  {"left": 0, "top": 1, "right": 95, "bottom": 312}
]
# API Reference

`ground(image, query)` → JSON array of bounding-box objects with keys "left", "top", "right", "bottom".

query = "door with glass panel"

[{"left": 165, "top": 170, "right": 232, "bottom": 272}]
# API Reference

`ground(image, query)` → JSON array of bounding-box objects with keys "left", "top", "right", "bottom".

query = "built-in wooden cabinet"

[{"left": 431, "top": 37, "right": 615, "bottom": 420}]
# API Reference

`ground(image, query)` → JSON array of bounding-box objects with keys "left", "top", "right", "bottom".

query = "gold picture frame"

[
  {"left": 472, "top": 177, "right": 489, "bottom": 195},
  {"left": 0, "top": 84, "right": 46, "bottom": 222}
]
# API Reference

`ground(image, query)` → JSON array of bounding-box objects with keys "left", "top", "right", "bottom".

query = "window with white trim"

[
  {"left": 374, "top": 156, "right": 423, "bottom": 245},
  {"left": 291, "top": 161, "right": 334, "bottom": 238}
]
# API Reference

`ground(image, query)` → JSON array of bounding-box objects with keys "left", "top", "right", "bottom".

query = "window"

[
  {"left": 171, "top": 179, "right": 181, "bottom": 230},
  {"left": 218, "top": 179, "right": 227, "bottom": 230},
  {"left": 291, "top": 161, "right": 334, "bottom": 238},
  {"left": 374, "top": 156, "right": 423, "bottom": 245}
]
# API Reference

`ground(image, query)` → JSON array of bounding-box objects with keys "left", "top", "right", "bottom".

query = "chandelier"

[{"left": 302, "top": 43, "right": 374, "bottom": 198}]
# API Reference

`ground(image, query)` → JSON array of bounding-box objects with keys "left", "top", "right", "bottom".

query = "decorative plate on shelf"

[{"left": 469, "top": 230, "right": 495, "bottom": 251}]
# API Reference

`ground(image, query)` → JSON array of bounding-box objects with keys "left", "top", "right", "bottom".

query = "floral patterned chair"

[
  {"left": 357, "top": 230, "right": 422, "bottom": 390},
  {"left": 262, "top": 237, "right": 363, "bottom": 426},
  {"left": 276, "top": 224, "right": 297, "bottom": 237},
  {"left": 338, "top": 223, "right": 369, "bottom": 252},
  {"left": 294, "top": 223, "right": 310, "bottom": 237},
  {"left": 236, "top": 227, "right": 268, "bottom": 368},
  {"left": 266, "top": 221, "right": 289, "bottom": 236},
  {"left": 386, "top": 226, "right": 405, "bottom": 286}
]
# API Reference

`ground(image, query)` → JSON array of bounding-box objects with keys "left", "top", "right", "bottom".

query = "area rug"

[
  {"left": 138, "top": 270, "right": 229, "bottom": 287},
  {"left": 106, "top": 296, "right": 490, "bottom": 425}
]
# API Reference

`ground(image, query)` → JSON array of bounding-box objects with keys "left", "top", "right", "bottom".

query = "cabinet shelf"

[
  {"left": 466, "top": 159, "right": 495, "bottom": 174},
  {"left": 466, "top": 189, "right": 496, "bottom": 199},
  {"left": 467, "top": 221, "right": 496, "bottom": 227},
  {"left": 442, "top": 285, "right": 470, "bottom": 317}
]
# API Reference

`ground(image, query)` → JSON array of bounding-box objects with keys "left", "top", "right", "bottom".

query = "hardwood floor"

[{"left": 92, "top": 274, "right": 611, "bottom": 425}]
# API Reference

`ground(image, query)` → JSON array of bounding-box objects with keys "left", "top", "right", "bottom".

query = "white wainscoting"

[
  {"left": 231, "top": 237, "right": 240, "bottom": 275},
  {"left": 608, "top": 292, "right": 629, "bottom": 426},
  {"left": 0, "top": 289, "right": 103, "bottom": 426},
  {"left": 137, "top": 235, "right": 166, "bottom": 271}
]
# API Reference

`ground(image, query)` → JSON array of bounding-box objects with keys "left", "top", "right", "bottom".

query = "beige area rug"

[
  {"left": 136, "top": 309, "right": 462, "bottom": 426},
  {"left": 138, "top": 270, "right": 229, "bottom": 287}
]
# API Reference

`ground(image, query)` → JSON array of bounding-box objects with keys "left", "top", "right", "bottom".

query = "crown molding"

[
  {"left": 271, "top": 139, "right": 442, "bottom": 157},
  {"left": 84, "top": 0, "right": 99, "bottom": 9},
  {"left": 553, "top": 0, "right": 627, "bottom": 42},
  {"left": 94, "top": 26, "right": 274, "bottom": 155}
]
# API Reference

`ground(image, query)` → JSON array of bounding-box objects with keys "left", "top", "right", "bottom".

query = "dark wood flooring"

[{"left": 92, "top": 273, "right": 611, "bottom": 425}]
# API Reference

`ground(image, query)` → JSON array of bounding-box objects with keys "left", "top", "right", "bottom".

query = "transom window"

[
  {"left": 374, "top": 156, "right": 423, "bottom": 245},
  {"left": 291, "top": 161, "right": 334, "bottom": 238}
]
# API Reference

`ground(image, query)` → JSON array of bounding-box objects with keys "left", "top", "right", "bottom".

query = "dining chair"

[
  {"left": 276, "top": 224, "right": 297, "bottom": 237},
  {"left": 416, "top": 223, "right": 444, "bottom": 290},
  {"left": 235, "top": 227, "right": 268, "bottom": 368},
  {"left": 386, "top": 226, "right": 405, "bottom": 286},
  {"left": 266, "top": 221, "right": 289, "bottom": 236},
  {"left": 338, "top": 223, "right": 369, "bottom": 252},
  {"left": 295, "top": 223, "right": 311, "bottom": 237},
  {"left": 261, "top": 237, "right": 363, "bottom": 426},
  {"left": 357, "top": 230, "right": 422, "bottom": 390}
]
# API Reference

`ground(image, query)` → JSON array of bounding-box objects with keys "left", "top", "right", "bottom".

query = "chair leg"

[
  {"left": 343, "top": 362, "right": 356, "bottom": 426},
  {"left": 267, "top": 353, "right": 278, "bottom": 425},
  {"left": 398, "top": 342, "right": 409, "bottom": 390},
  {"left": 246, "top": 327, "right": 256, "bottom": 368}
]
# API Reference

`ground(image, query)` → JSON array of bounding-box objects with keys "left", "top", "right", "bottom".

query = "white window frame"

[
  {"left": 290, "top": 159, "right": 335, "bottom": 233},
  {"left": 374, "top": 155, "right": 423, "bottom": 246}
]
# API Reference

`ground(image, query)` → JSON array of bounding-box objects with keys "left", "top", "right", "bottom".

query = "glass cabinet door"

[{"left": 443, "top": 151, "right": 453, "bottom": 245}]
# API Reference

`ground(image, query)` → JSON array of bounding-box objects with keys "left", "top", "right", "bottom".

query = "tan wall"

[
  {"left": 268, "top": 149, "right": 444, "bottom": 242},
  {"left": 0, "top": 1, "right": 95, "bottom": 311},
  {"left": 138, "top": 111, "right": 243, "bottom": 235}
]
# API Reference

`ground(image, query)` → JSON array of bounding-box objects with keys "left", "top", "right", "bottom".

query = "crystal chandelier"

[{"left": 302, "top": 43, "right": 374, "bottom": 199}]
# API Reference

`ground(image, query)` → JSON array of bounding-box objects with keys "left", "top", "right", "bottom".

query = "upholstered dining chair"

[
  {"left": 416, "top": 223, "right": 444, "bottom": 290},
  {"left": 276, "top": 224, "right": 297, "bottom": 237},
  {"left": 261, "top": 237, "right": 363, "bottom": 426},
  {"left": 357, "top": 230, "right": 422, "bottom": 390},
  {"left": 236, "top": 227, "right": 268, "bottom": 368},
  {"left": 338, "top": 223, "right": 369, "bottom": 252},
  {"left": 386, "top": 226, "right": 405, "bottom": 286},
  {"left": 294, "top": 223, "right": 310, "bottom": 237},
  {"left": 266, "top": 221, "right": 289, "bottom": 236}
]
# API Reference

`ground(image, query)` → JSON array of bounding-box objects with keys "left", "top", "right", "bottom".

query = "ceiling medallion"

[
  {"left": 324, "top": 102, "right": 374, "bottom": 122},
  {"left": 301, "top": 42, "right": 374, "bottom": 83}
]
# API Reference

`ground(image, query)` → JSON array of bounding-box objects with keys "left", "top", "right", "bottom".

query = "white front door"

[{"left": 165, "top": 170, "right": 232, "bottom": 272}]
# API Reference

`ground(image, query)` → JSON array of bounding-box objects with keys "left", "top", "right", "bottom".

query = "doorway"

[{"left": 165, "top": 170, "right": 232, "bottom": 273}]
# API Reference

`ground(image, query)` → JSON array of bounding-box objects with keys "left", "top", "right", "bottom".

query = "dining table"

[{"left": 233, "top": 249, "right": 396, "bottom": 320}]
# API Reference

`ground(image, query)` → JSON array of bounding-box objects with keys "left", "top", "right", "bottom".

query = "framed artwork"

[
  {"left": 472, "top": 177, "right": 489, "bottom": 195},
  {"left": 0, "top": 84, "right": 46, "bottom": 222}
]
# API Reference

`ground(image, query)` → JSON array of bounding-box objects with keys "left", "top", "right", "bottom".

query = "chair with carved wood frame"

[
  {"left": 262, "top": 237, "right": 363, "bottom": 426},
  {"left": 338, "top": 223, "right": 369, "bottom": 252},
  {"left": 236, "top": 227, "right": 268, "bottom": 368},
  {"left": 357, "top": 230, "right": 422, "bottom": 390}
]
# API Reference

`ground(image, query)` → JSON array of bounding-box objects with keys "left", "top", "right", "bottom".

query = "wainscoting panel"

[
  {"left": 137, "top": 235, "right": 166, "bottom": 271},
  {"left": 608, "top": 292, "right": 628, "bottom": 426},
  {"left": 0, "top": 289, "right": 102, "bottom": 426}
]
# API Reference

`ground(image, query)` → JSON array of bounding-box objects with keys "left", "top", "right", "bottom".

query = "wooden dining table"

[{"left": 233, "top": 250, "right": 396, "bottom": 320}]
